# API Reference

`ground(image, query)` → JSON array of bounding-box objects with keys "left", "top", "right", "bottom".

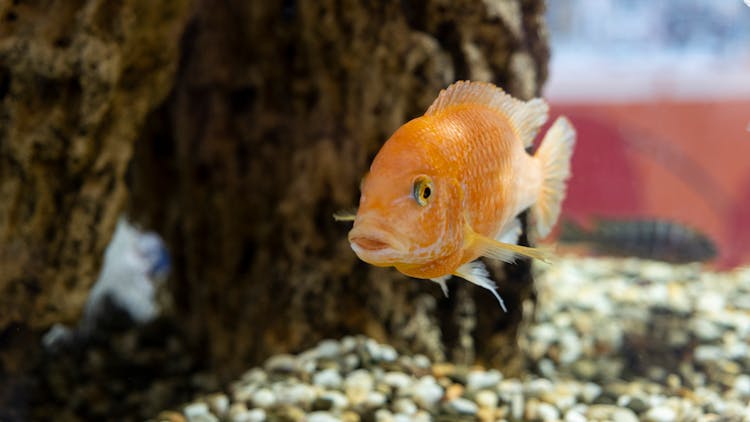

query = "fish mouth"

[
  {"left": 350, "top": 236, "right": 392, "bottom": 251},
  {"left": 348, "top": 224, "right": 406, "bottom": 264}
]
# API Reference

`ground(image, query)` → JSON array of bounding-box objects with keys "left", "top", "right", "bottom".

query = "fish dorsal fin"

[{"left": 426, "top": 81, "right": 549, "bottom": 148}]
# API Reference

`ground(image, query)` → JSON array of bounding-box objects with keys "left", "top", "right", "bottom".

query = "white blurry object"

[
  {"left": 84, "top": 218, "right": 170, "bottom": 326},
  {"left": 43, "top": 218, "right": 170, "bottom": 348}
]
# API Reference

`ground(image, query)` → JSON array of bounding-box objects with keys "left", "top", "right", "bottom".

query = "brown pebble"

[
  {"left": 477, "top": 407, "right": 495, "bottom": 422},
  {"left": 155, "top": 411, "right": 186, "bottom": 422},
  {"left": 341, "top": 410, "right": 361, "bottom": 422},
  {"left": 432, "top": 363, "right": 456, "bottom": 378},
  {"left": 445, "top": 383, "right": 465, "bottom": 401}
]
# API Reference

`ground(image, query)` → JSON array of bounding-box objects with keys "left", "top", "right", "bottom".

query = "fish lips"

[{"left": 348, "top": 223, "right": 407, "bottom": 265}]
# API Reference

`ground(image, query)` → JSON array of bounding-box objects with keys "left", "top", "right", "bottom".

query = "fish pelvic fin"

[
  {"left": 466, "top": 221, "right": 554, "bottom": 264},
  {"left": 532, "top": 116, "right": 576, "bottom": 238},
  {"left": 425, "top": 81, "right": 548, "bottom": 148},
  {"left": 430, "top": 275, "right": 451, "bottom": 297},
  {"left": 454, "top": 260, "right": 507, "bottom": 312}
]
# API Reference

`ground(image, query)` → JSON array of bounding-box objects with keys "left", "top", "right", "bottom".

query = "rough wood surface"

[
  {"left": 0, "top": 3, "right": 190, "bottom": 419},
  {"left": 0, "top": 0, "right": 191, "bottom": 329},
  {"left": 130, "top": 0, "right": 550, "bottom": 377}
]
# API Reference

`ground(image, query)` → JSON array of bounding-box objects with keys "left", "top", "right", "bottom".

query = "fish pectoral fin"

[
  {"left": 454, "top": 261, "right": 507, "bottom": 312},
  {"left": 332, "top": 208, "right": 357, "bottom": 222},
  {"left": 474, "top": 230, "right": 554, "bottom": 264},
  {"left": 430, "top": 275, "right": 451, "bottom": 297}
]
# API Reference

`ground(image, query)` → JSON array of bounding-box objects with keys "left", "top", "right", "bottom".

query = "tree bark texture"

[
  {"left": 0, "top": 3, "right": 190, "bottom": 418},
  {"left": 0, "top": 0, "right": 191, "bottom": 329},
  {"left": 131, "top": 0, "right": 550, "bottom": 377}
]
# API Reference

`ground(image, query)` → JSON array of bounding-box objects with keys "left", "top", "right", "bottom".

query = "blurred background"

[{"left": 544, "top": 0, "right": 750, "bottom": 269}]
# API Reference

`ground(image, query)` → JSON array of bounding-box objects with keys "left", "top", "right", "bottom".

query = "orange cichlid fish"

[{"left": 340, "top": 81, "right": 575, "bottom": 311}]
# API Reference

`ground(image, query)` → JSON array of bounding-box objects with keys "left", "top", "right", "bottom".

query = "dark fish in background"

[{"left": 559, "top": 218, "right": 718, "bottom": 264}]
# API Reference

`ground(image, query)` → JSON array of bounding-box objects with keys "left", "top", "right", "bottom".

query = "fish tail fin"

[{"left": 532, "top": 117, "right": 576, "bottom": 238}]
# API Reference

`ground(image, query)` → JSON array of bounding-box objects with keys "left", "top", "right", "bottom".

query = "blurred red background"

[{"left": 548, "top": 100, "right": 750, "bottom": 269}]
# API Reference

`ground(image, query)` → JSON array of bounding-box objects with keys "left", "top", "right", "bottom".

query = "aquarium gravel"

[{"left": 159, "top": 257, "right": 750, "bottom": 421}]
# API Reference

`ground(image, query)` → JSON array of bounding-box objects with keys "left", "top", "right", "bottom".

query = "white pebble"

[
  {"left": 510, "top": 392, "right": 525, "bottom": 420},
  {"left": 547, "top": 386, "right": 577, "bottom": 411},
  {"left": 183, "top": 402, "right": 212, "bottom": 420},
  {"left": 344, "top": 369, "right": 374, "bottom": 405},
  {"left": 725, "top": 339, "right": 749, "bottom": 360},
  {"left": 581, "top": 382, "right": 602, "bottom": 403},
  {"left": 313, "top": 368, "right": 343, "bottom": 389},
  {"left": 227, "top": 403, "right": 250, "bottom": 422},
  {"left": 467, "top": 369, "right": 502, "bottom": 391},
  {"left": 392, "top": 414, "right": 411, "bottom": 422},
  {"left": 380, "top": 345, "right": 398, "bottom": 361},
  {"left": 342, "top": 354, "right": 360, "bottom": 371},
  {"left": 375, "top": 409, "right": 394, "bottom": 422},
  {"left": 383, "top": 372, "right": 413, "bottom": 390},
  {"left": 251, "top": 388, "right": 275, "bottom": 408},
  {"left": 448, "top": 397, "right": 478, "bottom": 415},
  {"left": 207, "top": 394, "right": 229, "bottom": 416},
  {"left": 340, "top": 336, "right": 357, "bottom": 353},
  {"left": 734, "top": 374, "right": 750, "bottom": 396},
  {"left": 366, "top": 339, "right": 395, "bottom": 361},
  {"left": 366, "top": 391, "right": 387, "bottom": 407},
  {"left": 536, "top": 402, "right": 561, "bottom": 421},
  {"left": 644, "top": 405, "right": 677, "bottom": 422},
  {"left": 245, "top": 409, "right": 265, "bottom": 422},
  {"left": 227, "top": 408, "right": 264, "bottom": 422},
  {"left": 393, "top": 398, "right": 418, "bottom": 415},
  {"left": 475, "top": 389, "right": 498, "bottom": 409},
  {"left": 320, "top": 391, "right": 349, "bottom": 410},
  {"left": 693, "top": 345, "right": 722, "bottom": 362},
  {"left": 264, "top": 354, "right": 297, "bottom": 372},
  {"left": 537, "top": 358, "right": 558, "bottom": 378},
  {"left": 640, "top": 262, "right": 673, "bottom": 282},
  {"left": 240, "top": 368, "right": 267, "bottom": 385},
  {"left": 586, "top": 404, "right": 638, "bottom": 422},
  {"left": 413, "top": 354, "right": 431, "bottom": 368},
  {"left": 232, "top": 384, "right": 255, "bottom": 404},
  {"left": 529, "top": 324, "right": 558, "bottom": 344},
  {"left": 315, "top": 339, "right": 341, "bottom": 358},
  {"left": 526, "top": 378, "right": 553, "bottom": 397},
  {"left": 559, "top": 330, "right": 583, "bottom": 364},
  {"left": 696, "top": 291, "right": 725, "bottom": 313},
  {"left": 564, "top": 408, "right": 587, "bottom": 422},
  {"left": 410, "top": 376, "right": 444, "bottom": 409},
  {"left": 307, "top": 411, "right": 339, "bottom": 422},
  {"left": 276, "top": 383, "right": 315, "bottom": 406},
  {"left": 411, "top": 410, "right": 432, "bottom": 422},
  {"left": 691, "top": 319, "right": 722, "bottom": 341}
]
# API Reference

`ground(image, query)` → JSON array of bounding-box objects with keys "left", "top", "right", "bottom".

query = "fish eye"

[{"left": 412, "top": 176, "right": 433, "bottom": 207}]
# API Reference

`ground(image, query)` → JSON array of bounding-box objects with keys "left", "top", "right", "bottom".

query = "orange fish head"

[{"left": 348, "top": 136, "right": 463, "bottom": 270}]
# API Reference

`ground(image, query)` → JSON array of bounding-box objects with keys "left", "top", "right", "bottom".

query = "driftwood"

[
  {"left": 1, "top": 0, "right": 549, "bottom": 418},
  {"left": 130, "top": 0, "right": 549, "bottom": 376},
  {"left": 0, "top": 1, "right": 191, "bottom": 418}
]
